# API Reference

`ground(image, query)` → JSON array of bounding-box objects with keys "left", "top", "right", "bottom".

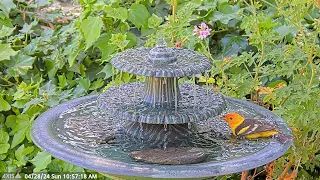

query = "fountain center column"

[{"left": 143, "top": 77, "right": 181, "bottom": 107}]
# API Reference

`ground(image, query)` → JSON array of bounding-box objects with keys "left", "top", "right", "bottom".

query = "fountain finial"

[{"left": 148, "top": 39, "right": 177, "bottom": 65}]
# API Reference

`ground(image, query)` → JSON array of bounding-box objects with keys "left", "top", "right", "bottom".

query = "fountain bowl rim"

[{"left": 31, "top": 94, "right": 292, "bottom": 179}]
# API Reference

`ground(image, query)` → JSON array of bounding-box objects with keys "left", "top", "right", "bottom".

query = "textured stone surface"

[
  {"left": 148, "top": 40, "right": 177, "bottom": 65},
  {"left": 129, "top": 147, "right": 208, "bottom": 165},
  {"left": 98, "top": 83, "right": 226, "bottom": 124},
  {"left": 111, "top": 47, "right": 211, "bottom": 77}
]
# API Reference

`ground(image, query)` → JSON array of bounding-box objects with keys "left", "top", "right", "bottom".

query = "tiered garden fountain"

[{"left": 31, "top": 40, "right": 292, "bottom": 179}]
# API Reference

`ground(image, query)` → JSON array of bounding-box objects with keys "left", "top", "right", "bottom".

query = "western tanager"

[{"left": 222, "top": 112, "right": 278, "bottom": 139}]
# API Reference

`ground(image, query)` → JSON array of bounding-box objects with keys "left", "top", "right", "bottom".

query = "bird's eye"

[{"left": 229, "top": 117, "right": 233, "bottom": 120}]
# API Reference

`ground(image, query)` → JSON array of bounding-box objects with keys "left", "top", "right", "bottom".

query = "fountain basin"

[{"left": 31, "top": 94, "right": 292, "bottom": 179}]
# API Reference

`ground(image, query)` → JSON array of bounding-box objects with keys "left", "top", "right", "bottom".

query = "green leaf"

[
  {"left": 216, "top": 34, "right": 248, "bottom": 58},
  {"left": 58, "top": 74, "right": 68, "bottom": 88},
  {"left": 212, "top": 11, "right": 239, "bottom": 24},
  {"left": 0, "top": 44, "right": 17, "bottom": 61},
  {"left": 89, "top": 78, "right": 104, "bottom": 90},
  {"left": 44, "top": 59, "right": 59, "bottom": 79},
  {"left": 0, "top": 161, "right": 7, "bottom": 172},
  {"left": 30, "top": 151, "right": 52, "bottom": 172},
  {"left": 11, "top": 127, "right": 27, "bottom": 149},
  {"left": 23, "top": 98, "right": 43, "bottom": 114},
  {"left": 6, "top": 54, "right": 35, "bottom": 77},
  {"left": 274, "top": 25, "right": 298, "bottom": 39},
  {"left": 15, "top": 145, "right": 34, "bottom": 166},
  {"left": 110, "top": 33, "right": 129, "bottom": 50},
  {"left": 0, "top": 95, "right": 11, "bottom": 111},
  {"left": 0, "top": 16, "right": 13, "bottom": 27},
  {"left": 218, "top": 4, "right": 236, "bottom": 14},
  {"left": 126, "top": 32, "right": 137, "bottom": 48},
  {"left": 98, "top": 63, "right": 113, "bottom": 80},
  {"left": 85, "top": 63, "right": 105, "bottom": 81},
  {"left": 148, "top": 14, "right": 162, "bottom": 28},
  {"left": 267, "top": 80, "right": 287, "bottom": 88},
  {"left": 212, "top": 4, "right": 241, "bottom": 25},
  {"left": 5, "top": 115, "right": 16, "bottom": 130},
  {"left": 12, "top": 99, "right": 28, "bottom": 109},
  {"left": 79, "top": 78, "right": 90, "bottom": 92},
  {"left": 104, "top": 6, "right": 128, "bottom": 21},
  {"left": 19, "top": 20, "right": 38, "bottom": 34},
  {"left": 118, "top": 22, "right": 130, "bottom": 33},
  {"left": 128, "top": 4, "right": 150, "bottom": 29},
  {"left": 95, "top": 33, "right": 117, "bottom": 62},
  {"left": 48, "top": 159, "right": 84, "bottom": 173},
  {"left": 0, "top": 26, "right": 15, "bottom": 38},
  {"left": 0, "top": 0, "right": 16, "bottom": 18},
  {"left": 64, "top": 37, "right": 84, "bottom": 67},
  {"left": 81, "top": 16, "right": 103, "bottom": 50},
  {"left": 10, "top": 114, "right": 30, "bottom": 148},
  {"left": 0, "top": 130, "right": 10, "bottom": 154}
]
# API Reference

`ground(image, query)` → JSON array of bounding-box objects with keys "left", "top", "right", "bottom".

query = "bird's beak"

[{"left": 220, "top": 116, "right": 226, "bottom": 120}]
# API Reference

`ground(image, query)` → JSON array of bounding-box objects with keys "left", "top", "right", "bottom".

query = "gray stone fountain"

[{"left": 31, "top": 40, "right": 292, "bottom": 179}]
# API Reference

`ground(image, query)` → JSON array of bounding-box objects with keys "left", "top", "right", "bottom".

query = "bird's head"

[{"left": 221, "top": 113, "right": 245, "bottom": 126}]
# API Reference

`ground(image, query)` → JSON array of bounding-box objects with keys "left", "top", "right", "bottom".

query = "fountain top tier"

[
  {"left": 99, "top": 39, "right": 226, "bottom": 124},
  {"left": 111, "top": 39, "right": 212, "bottom": 77}
]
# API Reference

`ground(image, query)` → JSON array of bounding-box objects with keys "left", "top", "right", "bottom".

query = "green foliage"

[
  {"left": 0, "top": 0, "right": 319, "bottom": 179},
  {"left": 0, "top": 44, "right": 17, "bottom": 61},
  {"left": 0, "top": 130, "right": 10, "bottom": 154},
  {"left": 128, "top": 3, "right": 150, "bottom": 29},
  {"left": 81, "top": 16, "right": 103, "bottom": 50},
  {"left": 0, "top": 0, "right": 16, "bottom": 18},
  {"left": 30, "top": 152, "right": 51, "bottom": 172}
]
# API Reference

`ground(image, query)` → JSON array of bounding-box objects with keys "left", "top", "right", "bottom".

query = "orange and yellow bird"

[{"left": 222, "top": 113, "right": 278, "bottom": 139}]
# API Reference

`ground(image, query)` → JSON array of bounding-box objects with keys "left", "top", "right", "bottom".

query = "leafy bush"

[{"left": 0, "top": 0, "right": 319, "bottom": 179}]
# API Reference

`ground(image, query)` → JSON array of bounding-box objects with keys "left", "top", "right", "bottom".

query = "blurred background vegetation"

[{"left": 0, "top": 0, "right": 319, "bottom": 179}]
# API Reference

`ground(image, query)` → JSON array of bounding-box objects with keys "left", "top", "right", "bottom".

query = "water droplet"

[{"left": 163, "top": 142, "right": 167, "bottom": 149}]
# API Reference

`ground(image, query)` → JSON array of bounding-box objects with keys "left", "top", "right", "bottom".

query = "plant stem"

[
  {"left": 243, "top": 63, "right": 253, "bottom": 79},
  {"left": 241, "top": 170, "right": 249, "bottom": 180},
  {"left": 0, "top": 77, "right": 15, "bottom": 86},
  {"left": 25, "top": 33, "right": 28, "bottom": 46},
  {"left": 280, "top": 96, "right": 289, "bottom": 106},
  {"left": 171, "top": 0, "right": 177, "bottom": 43},
  {"left": 279, "top": 156, "right": 295, "bottom": 180},
  {"left": 308, "top": 66, "right": 315, "bottom": 87},
  {"left": 0, "top": 84, "right": 13, "bottom": 87},
  {"left": 254, "top": 42, "right": 264, "bottom": 81},
  {"left": 214, "top": 28, "right": 235, "bottom": 34}
]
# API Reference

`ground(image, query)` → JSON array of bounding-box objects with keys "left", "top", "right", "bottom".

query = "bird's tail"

[{"left": 275, "top": 133, "right": 293, "bottom": 144}]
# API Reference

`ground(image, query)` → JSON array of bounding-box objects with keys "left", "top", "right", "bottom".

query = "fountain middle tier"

[{"left": 98, "top": 82, "right": 227, "bottom": 124}]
